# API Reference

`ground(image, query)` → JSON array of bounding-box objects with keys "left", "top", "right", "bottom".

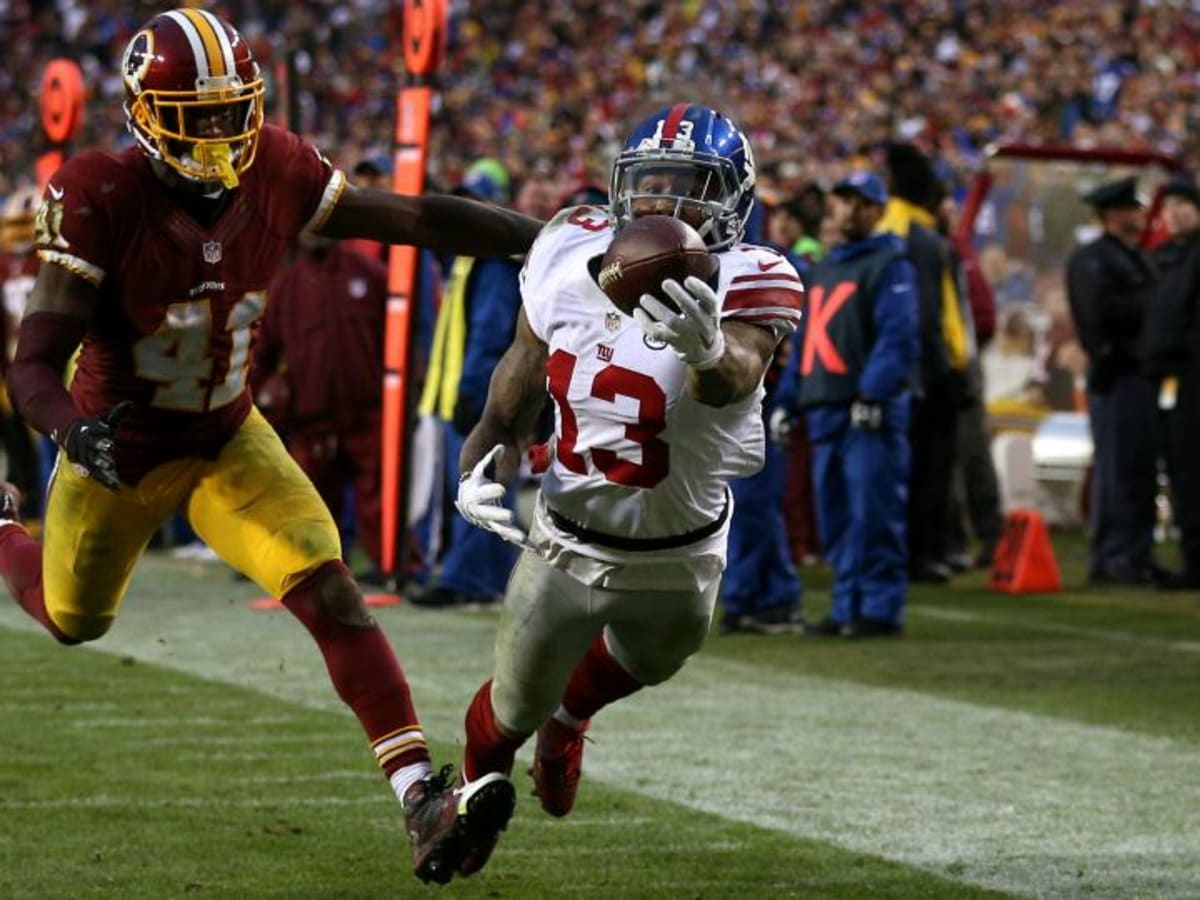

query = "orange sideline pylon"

[{"left": 989, "top": 509, "right": 1061, "bottom": 594}]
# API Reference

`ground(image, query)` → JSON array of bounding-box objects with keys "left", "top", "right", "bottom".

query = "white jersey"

[{"left": 520, "top": 206, "right": 802, "bottom": 585}]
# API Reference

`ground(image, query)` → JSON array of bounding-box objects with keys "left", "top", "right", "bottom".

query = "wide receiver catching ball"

[{"left": 598, "top": 214, "right": 718, "bottom": 315}]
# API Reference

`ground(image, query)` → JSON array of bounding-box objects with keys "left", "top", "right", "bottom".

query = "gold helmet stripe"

[
  {"left": 179, "top": 8, "right": 228, "bottom": 78},
  {"left": 206, "top": 10, "right": 239, "bottom": 78},
  {"left": 163, "top": 9, "right": 211, "bottom": 80}
]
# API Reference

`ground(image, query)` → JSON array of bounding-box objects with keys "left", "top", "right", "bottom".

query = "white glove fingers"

[
  {"left": 490, "top": 522, "right": 529, "bottom": 546},
  {"left": 472, "top": 505, "right": 515, "bottom": 524},
  {"left": 660, "top": 278, "right": 691, "bottom": 310},
  {"left": 683, "top": 275, "right": 720, "bottom": 314},
  {"left": 470, "top": 481, "right": 507, "bottom": 503},
  {"left": 670, "top": 287, "right": 706, "bottom": 324},
  {"left": 475, "top": 443, "right": 506, "bottom": 475},
  {"left": 638, "top": 294, "right": 677, "bottom": 323},
  {"left": 633, "top": 308, "right": 672, "bottom": 343}
]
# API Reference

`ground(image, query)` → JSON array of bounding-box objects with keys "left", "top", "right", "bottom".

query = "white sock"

[
  {"left": 551, "top": 705, "right": 585, "bottom": 730},
  {"left": 390, "top": 761, "right": 433, "bottom": 809}
]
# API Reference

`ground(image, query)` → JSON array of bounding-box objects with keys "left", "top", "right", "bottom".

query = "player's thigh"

[
  {"left": 491, "top": 551, "right": 599, "bottom": 735},
  {"left": 186, "top": 408, "right": 341, "bottom": 598},
  {"left": 42, "top": 455, "right": 179, "bottom": 640},
  {"left": 605, "top": 581, "right": 719, "bottom": 685}
]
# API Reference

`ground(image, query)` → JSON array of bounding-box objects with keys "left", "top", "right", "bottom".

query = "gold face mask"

[{"left": 128, "top": 78, "right": 265, "bottom": 189}]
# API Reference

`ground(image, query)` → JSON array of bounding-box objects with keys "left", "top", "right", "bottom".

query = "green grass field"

[{"left": 1, "top": 534, "right": 1198, "bottom": 898}]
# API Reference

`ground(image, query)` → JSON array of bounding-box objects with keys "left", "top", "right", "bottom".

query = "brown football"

[{"left": 598, "top": 215, "right": 718, "bottom": 316}]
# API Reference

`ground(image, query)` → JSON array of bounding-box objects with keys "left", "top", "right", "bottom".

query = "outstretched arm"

[
  {"left": 459, "top": 309, "right": 549, "bottom": 484},
  {"left": 687, "top": 320, "right": 778, "bottom": 406},
  {"left": 636, "top": 276, "right": 778, "bottom": 407},
  {"left": 316, "top": 186, "right": 543, "bottom": 258}
]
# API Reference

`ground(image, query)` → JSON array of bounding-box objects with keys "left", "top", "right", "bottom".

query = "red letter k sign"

[{"left": 801, "top": 282, "right": 855, "bottom": 375}]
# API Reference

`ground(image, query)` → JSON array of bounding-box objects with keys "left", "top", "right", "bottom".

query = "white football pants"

[{"left": 490, "top": 548, "right": 718, "bottom": 735}]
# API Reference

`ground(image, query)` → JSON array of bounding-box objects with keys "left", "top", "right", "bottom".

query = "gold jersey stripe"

[{"left": 38, "top": 250, "right": 104, "bottom": 286}]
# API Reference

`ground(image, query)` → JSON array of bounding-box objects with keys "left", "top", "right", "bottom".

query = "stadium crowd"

[{"left": 4, "top": 1, "right": 1200, "bottom": 199}]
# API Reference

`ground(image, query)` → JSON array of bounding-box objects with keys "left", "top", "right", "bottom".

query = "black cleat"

[
  {"left": 807, "top": 615, "right": 847, "bottom": 638},
  {"left": 843, "top": 616, "right": 904, "bottom": 639},
  {"left": 404, "top": 765, "right": 516, "bottom": 884}
]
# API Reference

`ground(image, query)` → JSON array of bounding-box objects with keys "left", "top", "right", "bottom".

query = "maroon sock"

[
  {"left": 0, "top": 526, "right": 76, "bottom": 644},
  {"left": 561, "top": 635, "right": 643, "bottom": 721},
  {"left": 463, "top": 679, "right": 527, "bottom": 781},
  {"left": 282, "top": 560, "right": 428, "bottom": 777}
]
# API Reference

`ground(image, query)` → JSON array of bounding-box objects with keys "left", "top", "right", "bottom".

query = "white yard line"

[
  {"left": 3, "top": 581, "right": 1199, "bottom": 899},
  {"left": 912, "top": 604, "right": 1200, "bottom": 654}
]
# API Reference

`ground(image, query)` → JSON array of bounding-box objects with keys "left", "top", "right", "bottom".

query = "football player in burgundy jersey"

[
  {"left": 0, "top": 8, "right": 539, "bottom": 886},
  {"left": 449, "top": 104, "right": 803, "bottom": 874}
]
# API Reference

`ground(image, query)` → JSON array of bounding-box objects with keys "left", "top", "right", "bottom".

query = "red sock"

[
  {"left": 561, "top": 635, "right": 643, "bottom": 721},
  {"left": 0, "top": 526, "right": 76, "bottom": 644},
  {"left": 282, "top": 560, "right": 428, "bottom": 777},
  {"left": 463, "top": 679, "right": 526, "bottom": 781}
]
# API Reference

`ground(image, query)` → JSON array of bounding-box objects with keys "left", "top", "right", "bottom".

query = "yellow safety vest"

[{"left": 418, "top": 256, "right": 475, "bottom": 420}]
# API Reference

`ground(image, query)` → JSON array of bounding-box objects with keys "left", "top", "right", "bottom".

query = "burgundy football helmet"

[{"left": 120, "top": 8, "right": 264, "bottom": 188}]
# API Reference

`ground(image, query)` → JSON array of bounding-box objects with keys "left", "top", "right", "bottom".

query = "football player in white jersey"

[{"left": 448, "top": 104, "right": 804, "bottom": 879}]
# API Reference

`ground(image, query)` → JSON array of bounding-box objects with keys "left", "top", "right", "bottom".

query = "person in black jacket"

[
  {"left": 1067, "top": 176, "right": 1163, "bottom": 585},
  {"left": 1143, "top": 176, "right": 1200, "bottom": 589}
]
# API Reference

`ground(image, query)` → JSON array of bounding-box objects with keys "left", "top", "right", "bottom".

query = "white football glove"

[
  {"left": 634, "top": 276, "right": 726, "bottom": 370},
  {"left": 455, "top": 444, "right": 528, "bottom": 548}
]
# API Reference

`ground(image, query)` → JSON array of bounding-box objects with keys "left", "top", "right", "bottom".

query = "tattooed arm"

[{"left": 458, "top": 309, "right": 549, "bottom": 484}]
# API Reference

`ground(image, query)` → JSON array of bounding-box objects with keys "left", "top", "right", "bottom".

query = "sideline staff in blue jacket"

[{"left": 798, "top": 172, "right": 919, "bottom": 637}]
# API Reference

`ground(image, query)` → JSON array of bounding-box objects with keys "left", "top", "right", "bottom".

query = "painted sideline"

[{"left": 2, "top": 591, "right": 1197, "bottom": 899}]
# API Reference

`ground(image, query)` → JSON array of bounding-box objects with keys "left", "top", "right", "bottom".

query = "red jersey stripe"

[{"left": 723, "top": 287, "right": 804, "bottom": 312}]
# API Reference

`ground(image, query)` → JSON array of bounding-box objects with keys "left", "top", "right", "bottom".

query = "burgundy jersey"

[
  {"left": 36, "top": 125, "right": 346, "bottom": 482},
  {"left": 253, "top": 242, "right": 387, "bottom": 433}
]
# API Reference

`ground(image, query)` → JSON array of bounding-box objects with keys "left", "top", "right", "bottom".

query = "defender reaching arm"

[{"left": 318, "top": 186, "right": 542, "bottom": 259}]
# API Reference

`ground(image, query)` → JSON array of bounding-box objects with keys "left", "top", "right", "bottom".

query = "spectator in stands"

[
  {"left": 1143, "top": 175, "right": 1200, "bottom": 590},
  {"left": 798, "top": 172, "right": 919, "bottom": 638},
  {"left": 412, "top": 160, "right": 524, "bottom": 607},
  {"left": 1067, "top": 176, "right": 1163, "bottom": 585},
  {"left": 251, "top": 229, "right": 390, "bottom": 581}
]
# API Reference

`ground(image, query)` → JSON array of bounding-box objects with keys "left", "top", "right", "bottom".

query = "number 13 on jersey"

[{"left": 546, "top": 349, "right": 670, "bottom": 489}]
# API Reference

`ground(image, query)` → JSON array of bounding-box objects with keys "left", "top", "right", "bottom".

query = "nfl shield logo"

[
  {"left": 605, "top": 312, "right": 621, "bottom": 331},
  {"left": 202, "top": 241, "right": 222, "bottom": 264}
]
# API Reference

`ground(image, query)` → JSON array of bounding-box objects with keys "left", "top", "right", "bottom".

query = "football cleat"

[
  {"left": 531, "top": 718, "right": 589, "bottom": 818},
  {"left": 403, "top": 765, "right": 515, "bottom": 885}
]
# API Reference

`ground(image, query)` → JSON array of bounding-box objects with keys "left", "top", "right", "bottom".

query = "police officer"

[
  {"left": 1067, "top": 176, "right": 1163, "bottom": 585},
  {"left": 799, "top": 172, "right": 920, "bottom": 637},
  {"left": 1143, "top": 176, "right": 1200, "bottom": 589}
]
